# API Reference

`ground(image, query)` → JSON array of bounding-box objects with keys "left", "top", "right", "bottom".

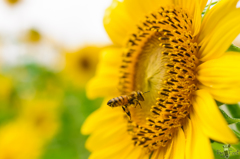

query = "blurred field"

[
  {"left": 0, "top": 24, "right": 105, "bottom": 159},
  {"left": 0, "top": 1, "right": 109, "bottom": 158},
  {"left": 0, "top": 63, "right": 103, "bottom": 159}
]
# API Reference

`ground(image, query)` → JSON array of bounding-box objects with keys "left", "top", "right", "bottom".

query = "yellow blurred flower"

[
  {"left": 18, "top": 98, "right": 60, "bottom": 141},
  {"left": 25, "top": 29, "right": 42, "bottom": 43},
  {"left": 82, "top": 0, "right": 240, "bottom": 158},
  {"left": 62, "top": 45, "right": 105, "bottom": 88},
  {"left": 5, "top": 0, "right": 20, "bottom": 5},
  {"left": 0, "top": 121, "right": 43, "bottom": 159}
]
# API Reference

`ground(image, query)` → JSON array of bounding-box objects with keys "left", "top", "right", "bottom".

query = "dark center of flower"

[
  {"left": 79, "top": 56, "right": 91, "bottom": 71},
  {"left": 118, "top": 6, "right": 199, "bottom": 151}
]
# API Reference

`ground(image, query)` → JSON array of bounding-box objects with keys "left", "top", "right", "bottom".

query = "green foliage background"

[{"left": 0, "top": 64, "right": 102, "bottom": 159}]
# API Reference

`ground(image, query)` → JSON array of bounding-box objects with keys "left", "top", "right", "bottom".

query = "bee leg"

[
  {"left": 133, "top": 99, "right": 142, "bottom": 108},
  {"left": 137, "top": 101, "right": 142, "bottom": 108},
  {"left": 122, "top": 105, "right": 131, "bottom": 120}
]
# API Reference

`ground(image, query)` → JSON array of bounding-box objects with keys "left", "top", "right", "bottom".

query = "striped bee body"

[
  {"left": 107, "top": 91, "right": 147, "bottom": 120},
  {"left": 107, "top": 95, "right": 129, "bottom": 107}
]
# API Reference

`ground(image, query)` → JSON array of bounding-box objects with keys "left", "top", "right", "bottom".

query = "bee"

[{"left": 107, "top": 91, "right": 149, "bottom": 120}]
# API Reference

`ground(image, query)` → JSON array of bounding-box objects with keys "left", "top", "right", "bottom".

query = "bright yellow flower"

[
  {"left": 18, "top": 98, "right": 60, "bottom": 141},
  {"left": 82, "top": 0, "right": 240, "bottom": 158},
  {"left": 25, "top": 29, "right": 42, "bottom": 43},
  {"left": 5, "top": 0, "right": 20, "bottom": 5},
  {"left": 0, "top": 121, "right": 43, "bottom": 159},
  {"left": 62, "top": 45, "right": 105, "bottom": 88}
]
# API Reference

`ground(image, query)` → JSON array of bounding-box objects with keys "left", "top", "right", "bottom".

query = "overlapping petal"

[
  {"left": 104, "top": 0, "right": 175, "bottom": 46},
  {"left": 89, "top": 137, "right": 133, "bottom": 159},
  {"left": 125, "top": 146, "right": 143, "bottom": 159},
  {"left": 81, "top": 98, "right": 123, "bottom": 135},
  {"left": 199, "top": 0, "right": 209, "bottom": 13},
  {"left": 199, "top": 0, "right": 239, "bottom": 41},
  {"left": 86, "top": 47, "right": 122, "bottom": 99},
  {"left": 104, "top": 0, "right": 137, "bottom": 46},
  {"left": 183, "top": 118, "right": 193, "bottom": 159},
  {"left": 200, "top": 85, "right": 240, "bottom": 104},
  {"left": 104, "top": 0, "right": 204, "bottom": 46},
  {"left": 192, "top": 90, "right": 238, "bottom": 144},
  {"left": 198, "top": 0, "right": 240, "bottom": 61},
  {"left": 170, "top": 128, "right": 185, "bottom": 159},
  {"left": 190, "top": 113, "right": 214, "bottom": 159},
  {"left": 197, "top": 52, "right": 240, "bottom": 89}
]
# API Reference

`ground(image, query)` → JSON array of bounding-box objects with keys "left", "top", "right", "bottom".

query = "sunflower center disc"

[{"left": 118, "top": 6, "right": 200, "bottom": 151}]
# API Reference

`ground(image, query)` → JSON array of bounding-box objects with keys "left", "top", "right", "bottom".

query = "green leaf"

[
  {"left": 225, "top": 104, "right": 240, "bottom": 119},
  {"left": 202, "top": 1, "right": 218, "bottom": 16},
  {"left": 228, "top": 44, "right": 240, "bottom": 52},
  {"left": 212, "top": 141, "right": 240, "bottom": 159},
  {"left": 216, "top": 100, "right": 224, "bottom": 107},
  {"left": 229, "top": 155, "right": 240, "bottom": 159},
  {"left": 220, "top": 109, "right": 240, "bottom": 124}
]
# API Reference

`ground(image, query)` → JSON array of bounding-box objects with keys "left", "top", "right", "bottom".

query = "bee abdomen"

[
  {"left": 121, "top": 95, "right": 129, "bottom": 105},
  {"left": 107, "top": 95, "right": 129, "bottom": 107}
]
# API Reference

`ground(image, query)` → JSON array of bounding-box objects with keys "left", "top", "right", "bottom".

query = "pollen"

[{"left": 118, "top": 6, "right": 199, "bottom": 151}]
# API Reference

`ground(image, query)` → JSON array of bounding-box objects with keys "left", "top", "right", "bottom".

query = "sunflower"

[
  {"left": 5, "top": 0, "right": 20, "bottom": 5},
  {"left": 61, "top": 45, "right": 105, "bottom": 88},
  {"left": 82, "top": 0, "right": 240, "bottom": 158},
  {"left": 0, "top": 121, "right": 43, "bottom": 159},
  {"left": 25, "top": 29, "right": 42, "bottom": 43},
  {"left": 18, "top": 98, "right": 60, "bottom": 141}
]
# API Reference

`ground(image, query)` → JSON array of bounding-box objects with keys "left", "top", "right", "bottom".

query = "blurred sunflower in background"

[
  {"left": 24, "top": 29, "right": 42, "bottom": 43},
  {"left": 61, "top": 45, "right": 106, "bottom": 88},
  {"left": 18, "top": 98, "right": 60, "bottom": 141},
  {"left": 82, "top": 0, "right": 240, "bottom": 158},
  {"left": 5, "top": 0, "right": 20, "bottom": 5},
  {"left": 0, "top": 121, "right": 44, "bottom": 159}
]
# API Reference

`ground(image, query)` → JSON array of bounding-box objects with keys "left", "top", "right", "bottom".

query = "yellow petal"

[
  {"left": 192, "top": 0, "right": 202, "bottom": 36},
  {"left": 199, "top": 0, "right": 239, "bottom": 42},
  {"left": 192, "top": 89, "right": 238, "bottom": 144},
  {"left": 197, "top": 52, "right": 240, "bottom": 89},
  {"left": 104, "top": 0, "right": 174, "bottom": 46},
  {"left": 164, "top": 140, "right": 173, "bottom": 159},
  {"left": 86, "top": 47, "right": 122, "bottom": 99},
  {"left": 190, "top": 111, "right": 214, "bottom": 159},
  {"left": 200, "top": 85, "right": 240, "bottom": 104},
  {"left": 125, "top": 146, "right": 142, "bottom": 159},
  {"left": 170, "top": 127, "right": 185, "bottom": 159},
  {"left": 81, "top": 98, "right": 123, "bottom": 135},
  {"left": 104, "top": 0, "right": 137, "bottom": 46},
  {"left": 198, "top": 1, "right": 240, "bottom": 61},
  {"left": 89, "top": 137, "right": 132, "bottom": 159},
  {"left": 86, "top": 122, "right": 127, "bottom": 152},
  {"left": 183, "top": 118, "right": 192, "bottom": 159},
  {"left": 151, "top": 147, "right": 165, "bottom": 159},
  {"left": 150, "top": 141, "right": 173, "bottom": 159},
  {"left": 199, "top": 0, "right": 208, "bottom": 13},
  {"left": 141, "top": 152, "right": 152, "bottom": 159}
]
